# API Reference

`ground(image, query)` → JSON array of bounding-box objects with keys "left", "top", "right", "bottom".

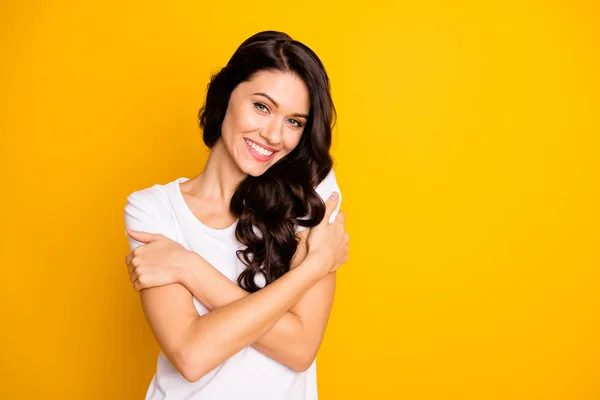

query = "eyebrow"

[{"left": 254, "top": 92, "right": 309, "bottom": 119}]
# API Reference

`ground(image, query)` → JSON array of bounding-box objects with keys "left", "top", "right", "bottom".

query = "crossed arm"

[
  {"left": 141, "top": 245, "right": 336, "bottom": 381},
  {"left": 175, "top": 228, "right": 336, "bottom": 372},
  {"left": 124, "top": 184, "right": 343, "bottom": 383}
]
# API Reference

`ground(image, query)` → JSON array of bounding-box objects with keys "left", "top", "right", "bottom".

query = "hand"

[
  {"left": 306, "top": 192, "right": 349, "bottom": 275},
  {"left": 124, "top": 228, "right": 193, "bottom": 291}
]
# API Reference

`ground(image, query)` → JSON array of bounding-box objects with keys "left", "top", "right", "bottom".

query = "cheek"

[
  {"left": 232, "top": 105, "right": 263, "bottom": 133},
  {"left": 283, "top": 132, "right": 304, "bottom": 153}
]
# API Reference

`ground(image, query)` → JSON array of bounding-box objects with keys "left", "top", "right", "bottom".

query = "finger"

[
  {"left": 133, "top": 279, "right": 142, "bottom": 292},
  {"left": 321, "top": 191, "right": 340, "bottom": 224},
  {"left": 125, "top": 252, "right": 133, "bottom": 265},
  {"left": 334, "top": 210, "right": 346, "bottom": 225},
  {"left": 127, "top": 261, "right": 135, "bottom": 275},
  {"left": 129, "top": 269, "right": 138, "bottom": 283},
  {"left": 126, "top": 228, "right": 157, "bottom": 244}
]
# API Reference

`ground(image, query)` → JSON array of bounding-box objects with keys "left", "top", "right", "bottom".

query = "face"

[{"left": 219, "top": 69, "right": 310, "bottom": 177}]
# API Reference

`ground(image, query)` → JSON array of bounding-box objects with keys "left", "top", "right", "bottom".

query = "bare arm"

[
  {"left": 138, "top": 192, "right": 346, "bottom": 382},
  {"left": 141, "top": 251, "right": 329, "bottom": 382},
  {"left": 125, "top": 173, "right": 346, "bottom": 382},
  {"left": 179, "top": 227, "right": 336, "bottom": 371}
]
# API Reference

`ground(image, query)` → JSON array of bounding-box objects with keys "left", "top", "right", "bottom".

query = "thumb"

[
  {"left": 125, "top": 228, "right": 157, "bottom": 244},
  {"left": 321, "top": 191, "right": 339, "bottom": 224}
]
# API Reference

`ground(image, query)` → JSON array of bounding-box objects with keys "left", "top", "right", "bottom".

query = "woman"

[{"left": 123, "top": 30, "right": 349, "bottom": 400}]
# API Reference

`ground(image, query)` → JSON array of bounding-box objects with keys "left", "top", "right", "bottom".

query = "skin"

[{"left": 124, "top": 69, "right": 349, "bottom": 381}]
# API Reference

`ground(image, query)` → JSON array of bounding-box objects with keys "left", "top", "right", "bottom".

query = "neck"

[{"left": 191, "top": 138, "right": 247, "bottom": 202}]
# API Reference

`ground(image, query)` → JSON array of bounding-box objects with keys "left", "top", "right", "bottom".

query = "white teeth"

[{"left": 245, "top": 139, "right": 274, "bottom": 156}]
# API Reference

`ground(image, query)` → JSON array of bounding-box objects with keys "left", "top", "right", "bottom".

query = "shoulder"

[
  {"left": 314, "top": 168, "right": 341, "bottom": 202},
  {"left": 124, "top": 181, "right": 177, "bottom": 250},
  {"left": 296, "top": 168, "right": 342, "bottom": 233},
  {"left": 316, "top": 168, "right": 342, "bottom": 224},
  {"left": 125, "top": 183, "right": 172, "bottom": 221}
]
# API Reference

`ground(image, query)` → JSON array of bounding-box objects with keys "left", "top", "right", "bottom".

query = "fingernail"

[{"left": 330, "top": 192, "right": 338, "bottom": 200}]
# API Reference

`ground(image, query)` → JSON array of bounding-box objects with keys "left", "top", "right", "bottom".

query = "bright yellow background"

[{"left": 1, "top": 0, "right": 599, "bottom": 399}]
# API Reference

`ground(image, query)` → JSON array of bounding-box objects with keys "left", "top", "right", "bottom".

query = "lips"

[
  {"left": 244, "top": 138, "right": 277, "bottom": 162},
  {"left": 244, "top": 138, "right": 278, "bottom": 152}
]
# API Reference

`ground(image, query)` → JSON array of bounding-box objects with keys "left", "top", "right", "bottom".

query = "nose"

[{"left": 259, "top": 118, "right": 283, "bottom": 146}]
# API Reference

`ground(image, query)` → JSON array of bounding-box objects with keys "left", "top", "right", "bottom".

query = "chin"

[
  {"left": 237, "top": 160, "right": 271, "bottom": 177},
  {"left": 244, "top": 168, "right": 267, "bottom": 177}
]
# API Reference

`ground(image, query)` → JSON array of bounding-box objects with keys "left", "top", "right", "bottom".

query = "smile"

[{"left": 244, "top": 138, "right": 277, "bottom": 162}]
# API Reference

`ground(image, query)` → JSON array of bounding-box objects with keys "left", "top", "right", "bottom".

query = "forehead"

[{"left": 241, "top": 69, "right": 310, "bottom": 113}]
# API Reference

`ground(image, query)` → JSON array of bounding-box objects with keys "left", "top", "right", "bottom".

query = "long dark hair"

[{"left": 198, "top": 30, "right": 336, "bottom": 292}]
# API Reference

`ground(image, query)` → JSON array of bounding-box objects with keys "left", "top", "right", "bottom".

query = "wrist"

[
  {"left": 303, "top": 250, "right": 333, "bottom": 278},
  {"left": 176, "top": 250, "right": 198, "bottom": 285}
]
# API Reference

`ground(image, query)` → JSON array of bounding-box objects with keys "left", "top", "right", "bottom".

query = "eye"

[
  {"left": 287, "top": 119, "right": 304, "bottom": 128},
  {"left": 253, "top": 102, "right": 269, "bottom": 113}
]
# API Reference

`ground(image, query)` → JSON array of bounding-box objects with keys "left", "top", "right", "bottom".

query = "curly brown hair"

[{"left": 198, "top": 30, "right": 336, "bottom": 292}]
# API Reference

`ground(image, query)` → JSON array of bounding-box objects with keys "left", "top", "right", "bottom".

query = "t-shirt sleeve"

[
  {"left": 295, "top": 168, "right": 342, "bottom": 234},
  {"left": 123, "top": 188, "right": 177, "bottom": 251}
]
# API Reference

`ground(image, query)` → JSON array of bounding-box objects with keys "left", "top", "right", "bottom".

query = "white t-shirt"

[{"left": 123, "top": 169, "right": 342, "bottom": 400}]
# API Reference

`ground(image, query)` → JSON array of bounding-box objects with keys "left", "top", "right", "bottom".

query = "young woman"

[{"left": 123, "top": 30, "right": 349, "bottom": 400}]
